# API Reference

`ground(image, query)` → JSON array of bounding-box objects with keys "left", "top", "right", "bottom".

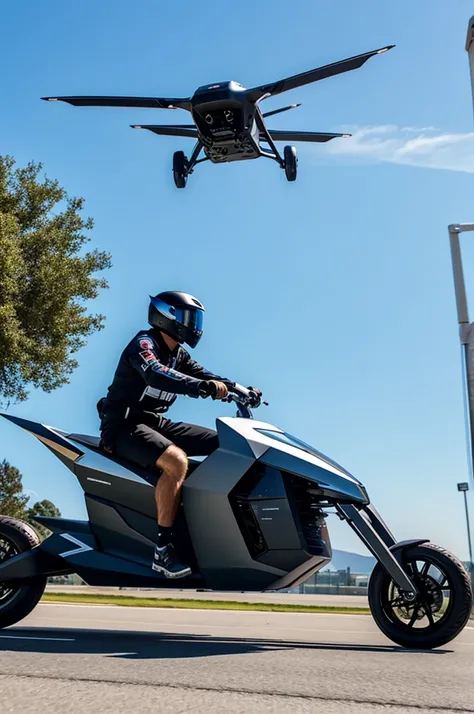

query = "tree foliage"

[
  {"left": 0, "top": 155, "right": 112, "bottom": 403},
  {"left": 0, "top": 460, "right": 61, "bottom": 540},
  {"left": 0, "top": 459, "right": 29, "bottom": 519},
  {"left": 26, "top": 499, "right": 61, "bottom": 540}
]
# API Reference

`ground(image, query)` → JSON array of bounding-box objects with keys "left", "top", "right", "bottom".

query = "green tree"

[
  {"left": 0, "top": 459, "right": 29, "bottom": 519},
  {"left": 26, "top": 499, "right": 61, "bottom": 540},
  {"left": 0, "top": 154, "right": 112, "bottom": 403},
  {"left": 0, "top": 458, "right": 62, "bottom": 539}
]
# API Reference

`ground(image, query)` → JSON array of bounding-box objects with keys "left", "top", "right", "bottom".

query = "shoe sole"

[{"left": 152, "top": 562, "right": 192, "bottom": 579}]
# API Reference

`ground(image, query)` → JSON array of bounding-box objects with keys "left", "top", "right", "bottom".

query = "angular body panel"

[{"left": 0, "top": 408, "right": 371, "bottom": 591}]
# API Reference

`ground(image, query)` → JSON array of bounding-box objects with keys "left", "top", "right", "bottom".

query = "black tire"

[
  {"left": 173, "top": 151, "right": 187, "bottom": 189},
  {"left": 369, "top": 543, "right": 473, "bottom": 649},
  {"left": 284, "top": 145, "right": 297, "bottom": 182},
  {"left": 0, "top": 516, "right": 47, "bottom": 629}
]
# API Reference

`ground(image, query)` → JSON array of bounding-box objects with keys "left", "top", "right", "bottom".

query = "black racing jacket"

[{"left": 98, "top": 328, "right": 234, "bottom": 445}]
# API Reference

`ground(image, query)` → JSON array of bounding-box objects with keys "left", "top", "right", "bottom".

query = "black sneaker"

[{"left": 152, "top": 543, "right": 192, "bottom": 579}]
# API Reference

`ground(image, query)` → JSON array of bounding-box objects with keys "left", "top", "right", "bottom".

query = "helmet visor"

[{"left": 174, "top": 307, "right": 203, "bottom": 333}]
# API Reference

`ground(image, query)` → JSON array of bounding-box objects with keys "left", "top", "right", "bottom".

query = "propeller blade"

[{"left": 262, "top": 103, "right": 301, "bottom": 118}]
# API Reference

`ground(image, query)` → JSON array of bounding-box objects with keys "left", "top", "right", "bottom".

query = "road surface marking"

[{"left": 0, "top": 635, "right": 75, "bottom": 642}]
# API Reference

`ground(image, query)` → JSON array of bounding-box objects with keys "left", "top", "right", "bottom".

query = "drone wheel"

[
  {"left": 173, "top": 151, "right": 187, "bottom": 189},
  {"left": 284, "top": 145, "right": 297, "bottom": 182}
]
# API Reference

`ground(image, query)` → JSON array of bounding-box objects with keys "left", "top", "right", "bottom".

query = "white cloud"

[{"left": 322, "top": 125, "right": 474, "bottom": 174}]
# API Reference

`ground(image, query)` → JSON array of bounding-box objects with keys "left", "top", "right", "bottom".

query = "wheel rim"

[
  {"left": 381, "top": 555, "right": 454, "bottom": 633},
  {"left": 0, "top": 534, "right": 21, "bottom": 608}
]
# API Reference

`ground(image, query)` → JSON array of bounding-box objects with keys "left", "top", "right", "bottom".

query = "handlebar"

[
  {"left": 198, "top": 381, "right": 267, "bottom": 417},
  {"left": 224, "top": 384, "right": 267, "bottom": 410}
]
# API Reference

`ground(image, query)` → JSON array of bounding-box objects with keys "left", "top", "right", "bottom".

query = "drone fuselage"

[{"left": 191, "top": 81, "right": 261, "bottom": 163}]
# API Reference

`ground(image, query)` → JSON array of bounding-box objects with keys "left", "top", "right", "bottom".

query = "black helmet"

[{"left": 148, "top": 291, "right": 205, "bottom": 348}]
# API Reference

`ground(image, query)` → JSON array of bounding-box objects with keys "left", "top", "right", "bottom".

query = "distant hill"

[
  {"left": 322, "top": 550, "right": 472, "bottom": 575},
  {"left": 323, "top": 549, "right": 376, "bottom": 574}
]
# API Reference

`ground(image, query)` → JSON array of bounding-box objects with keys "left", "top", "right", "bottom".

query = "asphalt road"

[{"left": 0, "top": 604, "right": 473, "bottom": 713}]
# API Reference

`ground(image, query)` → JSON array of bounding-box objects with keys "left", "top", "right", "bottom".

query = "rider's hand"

[{"left": 208, "top": 380, "right": 229, "bottom": 400}]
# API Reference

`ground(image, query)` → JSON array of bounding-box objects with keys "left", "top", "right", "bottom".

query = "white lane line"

[
  {"left": 56, "top": 652, "right": 136, "bottom": 658},
  {"left": 0, "top": 635, "right": 75, "bottom": 642},
  {"left": 13, "top": 617, "right": 403, "bottom": 638}
]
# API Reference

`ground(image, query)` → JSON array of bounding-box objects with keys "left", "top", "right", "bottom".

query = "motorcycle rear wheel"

[
  {"left": 0, "top": 516, "right": 47, "bottom": 629},
  {"left": 369, "top": 543, "right": 473, "bottom": 649}
]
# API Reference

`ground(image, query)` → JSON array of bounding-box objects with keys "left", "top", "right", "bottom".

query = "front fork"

[{"left": 337, "top": 503, "right": 427, "bottom": 597}]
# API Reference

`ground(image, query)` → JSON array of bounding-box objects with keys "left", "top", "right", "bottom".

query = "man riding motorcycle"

[{"left": 97, "top": 291, "right": 261, "bottom": 578}]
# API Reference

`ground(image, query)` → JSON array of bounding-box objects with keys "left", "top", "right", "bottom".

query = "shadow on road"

[{"left": 0, "top": 628, "right": 452, "bottom": 659}]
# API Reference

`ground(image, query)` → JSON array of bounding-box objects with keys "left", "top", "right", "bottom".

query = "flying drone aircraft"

[{"left": 42, "top": 45, "right": 394, "bottom": 188}]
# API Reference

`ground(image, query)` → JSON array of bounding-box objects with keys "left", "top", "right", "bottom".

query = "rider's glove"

[
  {"left": 198, "top": 380, "right": 228, "bottom": 400},
  {"left": 198, "top": 381, "right": 215, "bottom": 399}
]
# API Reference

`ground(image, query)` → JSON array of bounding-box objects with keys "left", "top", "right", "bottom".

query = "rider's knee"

[{"left": 156, "top": 445, "right": 188, "bottom": 482}]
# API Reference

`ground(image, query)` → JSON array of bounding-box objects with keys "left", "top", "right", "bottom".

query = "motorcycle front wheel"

[
  {"left": 368, "top": 543, "right": 473, "bottom": 649},
  {"left": 0, "top": 516, "right": 47, "bottom": 629}
]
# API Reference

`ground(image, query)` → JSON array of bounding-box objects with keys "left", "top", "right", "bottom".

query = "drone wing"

[
  {"left": 42, "top": 96, "right": 192, "bottom": 111},
  {"left": 264, "top": 130, "right": 351, "bottom": 143},
  {"left": 248, "top": 45, "right": 394, "bottom": 100},
  {"left": 131, "top": 124, "right": 199, "bottom": 138}
]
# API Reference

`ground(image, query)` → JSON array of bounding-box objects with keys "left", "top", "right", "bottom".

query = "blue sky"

[{"left": 1, "top": 0, "right": 474, "bottom": 559}]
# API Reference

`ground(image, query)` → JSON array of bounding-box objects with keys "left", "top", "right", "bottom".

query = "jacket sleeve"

[
  {"left": 180, "top": 351, "right": 235, "bottom": 388},
  {"left": 128, "top": 337, "right": 204, "bottom": 397}
]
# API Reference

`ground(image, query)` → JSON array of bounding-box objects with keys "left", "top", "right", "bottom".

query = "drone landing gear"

[
  {"left": 256, "top": 112, "right": 298, "bottom": 182},
  {"left": 173, "top": 151, "right": 187, "bottom": 189},
  {"left": 172, "top": 141, "right": 207, "bottom": 189},
  {"left": 283, "top": 145, "right": 297, "bottom": 182}
]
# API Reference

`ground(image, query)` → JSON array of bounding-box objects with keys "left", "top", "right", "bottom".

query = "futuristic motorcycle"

[{"left": 0, "top": 385, "right": 472, "bottom": 648}]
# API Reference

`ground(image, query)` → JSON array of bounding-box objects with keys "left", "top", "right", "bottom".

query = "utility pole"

[
  {"left": 457, "top": 482, "right": 473, "bottom": 575},
  {"left": 446, "top": 16, "right": 474, "bottom": 486},
  {"left": 445, "top": 18, "right": 474, "bottom": 579},
  {"left": 448, "top": 224, "right": 474, "bottom": 482},
  {"left": 465, "top": 16, "right": 474, "bottom": 115}
]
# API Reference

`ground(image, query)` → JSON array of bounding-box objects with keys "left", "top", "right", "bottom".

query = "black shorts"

[{"left": 112, "top": 417, "right": 219, "bottom": 474}]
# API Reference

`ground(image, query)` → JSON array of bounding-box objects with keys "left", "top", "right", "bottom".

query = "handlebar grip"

[{"left": 231, "top": 383, "right": 251, "bottom": 398}]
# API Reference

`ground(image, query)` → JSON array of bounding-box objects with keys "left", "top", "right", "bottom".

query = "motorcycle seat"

[{"left": 67, "top": 432, "right": 202, "bottom": 485}]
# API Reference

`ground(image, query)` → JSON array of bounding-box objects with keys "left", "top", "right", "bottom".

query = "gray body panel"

[
  {"left": 0, "top": 409, "right": 418, "bottom": 595},
  {"left": 182, "top": 447, "right": 285, "bottom": 589}
]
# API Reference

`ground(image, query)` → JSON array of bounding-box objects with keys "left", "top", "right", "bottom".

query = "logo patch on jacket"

[{"left": 140, "top": 349, "right": 157, "bottom": 364}]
